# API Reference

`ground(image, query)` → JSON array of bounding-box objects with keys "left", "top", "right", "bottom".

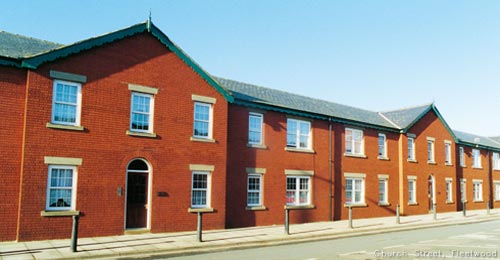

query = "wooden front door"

[{"left": 126, "top": 172, "right": 148, "bottom": 228}]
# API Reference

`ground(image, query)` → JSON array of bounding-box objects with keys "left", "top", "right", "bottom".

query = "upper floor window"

[
  {"left": 378, "top": 133, "right": 387, "bottom": 158},
  {"left": 472, "top": 149, "right": 481, "bottom": 168},
  {"left": 248, "top": 113, "right": 263, "bottom": 145},
  {"left": 345, "top": 128, "right": 364, "bottom": 156},
  {"left": 408, "top": 137, "right": 416, "bottom": 161},
  {"left": 51, "top": 80, "right": 82, "bottom": 126},
  {"left": 427, "top": 138, "right": 435, "bottom": 163},
  {"left": 286, "top": 118, "right": 311, "bottom": 149},
  {"left": 46, "top": 165, "right": 77, "bottom": 211},
  {"left": 130, "top": 92, "right": 154, "bottom": 133},
  {"left": 444, "top": 141, "right": 452, "bottom": 165},
  {"left": 193, "top": 102, "right": 213, "bottom": 139},
  {"left": 493, "top": 153, "right": 500, "bottom": 170},
  {"left": 459, "top": 147, "right": 465, "bottom": 167}
]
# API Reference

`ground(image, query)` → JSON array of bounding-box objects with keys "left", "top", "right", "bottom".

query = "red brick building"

[{"left": 1, "top": 21, "right": 499, "bottom": 242}]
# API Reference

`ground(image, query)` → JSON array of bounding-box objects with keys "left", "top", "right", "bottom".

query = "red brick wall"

[
  {"left": 16, "top": 33, "right": 228, "bottom": 241},
  {"left": 402, "top": 111, "right": 457, "bottom": 216},
  {"left": 493, "top": 167, "right": 500, "bottom": 209},
  {"left": 0, "top": 67, "right": 26, "bottom": 241},
  {"left": 226, "top": 106, "right": 331, "bottom": 228}
]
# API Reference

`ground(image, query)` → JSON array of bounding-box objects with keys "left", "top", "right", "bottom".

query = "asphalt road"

[{"left": 149, "top": 220, "right": 500, "bottom": 260}]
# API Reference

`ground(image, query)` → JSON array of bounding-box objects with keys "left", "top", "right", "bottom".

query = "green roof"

[{"left": 0, "top": 31, "right": 62, "bottom": 59}]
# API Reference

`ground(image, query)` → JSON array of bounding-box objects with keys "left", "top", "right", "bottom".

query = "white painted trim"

[
  {"left": 407, "top": 175, "right": 417, "bottom": 180},
  {"left": 378, "top": 174, "right": 389, "bottom": 180}
]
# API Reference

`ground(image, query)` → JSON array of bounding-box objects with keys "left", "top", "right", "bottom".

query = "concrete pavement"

[{"left": 1, "top": 209, "right": 499, "bottom": 260}]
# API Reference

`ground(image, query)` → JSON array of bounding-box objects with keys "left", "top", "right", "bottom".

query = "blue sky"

[{"left": 2, "top": 1, "right": 500, "bottom": 136}]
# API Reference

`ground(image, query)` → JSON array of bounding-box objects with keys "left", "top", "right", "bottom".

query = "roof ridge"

[{"left": 380, "top": 102, "right": 434, "bottom": 113}]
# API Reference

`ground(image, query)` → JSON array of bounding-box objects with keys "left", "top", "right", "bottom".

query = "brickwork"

[{"left": 0, "top": 67, "right": 26, "bottom": 241}]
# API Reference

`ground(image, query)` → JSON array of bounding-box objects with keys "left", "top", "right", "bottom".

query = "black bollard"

[{"left": 71, "top": 215, "right": 79, "bottom": 252}]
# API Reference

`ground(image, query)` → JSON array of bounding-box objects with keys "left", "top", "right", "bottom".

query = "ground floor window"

[
  {"left": 473, "top": 180, "right": 483, "bottom": 202},
  {"left": 460, "top": 179, "right": 466, "bottom": 202},
  {"left": 286, "top": 176, "right": 310, "bottom": 206},
  {"left": 495, "top": 182, "right": 500, "bottom": 201},
  {"left": 46, "top": 165, "right": 77, "bottom": 211},
  {"left": 378, "top": 177, "right": 388, "bottom": 205},
  {"left": 346, "top": 177, "right": 364, "bottom": 205},
  {"left": 247, "top": 174, "right": 262, "bottom": 207},
  {"left": 445, "top": 179, "right": 453, "bottom": 203},
  {"left": 408, "top": 177, "right": 417, "bottom": 204},
  {"left": 191, "top": 171, "right": 211, "bottom": 208}
]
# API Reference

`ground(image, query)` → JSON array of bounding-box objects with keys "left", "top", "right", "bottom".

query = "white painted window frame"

[
  {"left": 445, "top": 178, "right": 453, "bottom": 203},
  {"left": 472, "top": 149, "right": 481, "bottom": 168},
  {"left": 191, "top": 171, "right": 211, "bottom": 208},
  {"left": 444, "top": 141, "right": 452, "bottom": 165},
  {"left": 459, "top": 147, "right": 465, "bottom": 167},
  {"left": 286, "top": 176, "right": 311, "bottom": 206},
  {"left": 345, "top": 177, "right": 365, "bottom": 205},
  {"left": 408, "top": 177, "right": 417, "bottom": 204},
  {"left": 193, "top": 102, "right": 213, "bottom": 139},
  {"left": 51, "top": 80, "right": 82, "bottom": 126},
  {"left": 345, "top": 128, "right": 364, "bottom": 156},
  {"left": 473, "top": 180, "right": 483, "bottom": 202},
  {"left": 46, "top": 165, "right": 78, "bottom": 211},
  {"left": 286, "top": 118, "right": 312, "bottom": 149},
  {"left": 130, "top": 92, "right": 154, "bottom": 133},
  {"left": 493, "top": 153, "right": 500, "bottom": 170},
  {"left": 248, "top": 112, "right": 263, "bottom": 145},
  {"left": 247, "top": 174, "right": 263, "bottom": 207},
  {"left": 427, "top": 138, "right": 435, "bottom": 163},
  {"left": 378, "top": 177, "right": 388, "bottom": 205},
  {"left": 408, "top": 137, "right": 416, "bottom": 161},
  {"left": 378, "top": 133, "right": 387, "bottom": 158}
]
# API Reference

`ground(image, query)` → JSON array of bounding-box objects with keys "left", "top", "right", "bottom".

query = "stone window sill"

[
  {"left": 190, "top": 137, "right": 216, "bottom": 143},
  {"left": 247, "top": 143, "right": 268, "bottom": 149},
  {"left": 284, "top": 205, "right": 315, "bottom": 210},
  {"left": 246, "top": 206, "right": 267, "bottom": 211},
  {"left": 446, "top": 201, "right": 454, "bottom": 204},
  {"left": 408, "top": 202, "right": 419, "bottom": 206},
  {"left": 285, "top": 147, "right": 315, "bottom": 154},
  {"left": 344, "top": 153, "right": 367, "bottom": 159},
  {"left": 344, "top": 203, "right": 367, "bottom": 208},
  {"left": 46, "top": 123, "right": 85, "bottom": 131},
  {"left": 41, "top": 210, "right": 80, "bottom": 217},
  {"left": 126, "top": 131, "right": 157, "bottom": 138},
  {"left": 427, "top": 161, "right": 437, "bottom": 165},
  {"left": 378, "top": 202, "right": 391, "bottom": 207},
  {"left": 188, "top": 207, "right": 215, "bottom": 213},
  {"left": 378, "top": 156, "right": 390, "bottom": 161}
]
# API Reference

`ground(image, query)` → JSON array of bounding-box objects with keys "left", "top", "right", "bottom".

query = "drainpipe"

[{"left": 329, "top": 117, "right": 333, "bottom": 221}]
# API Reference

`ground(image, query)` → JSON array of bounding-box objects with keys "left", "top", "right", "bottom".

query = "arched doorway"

[
  {"left": 428, "top": 175, "right": 435, "bottom": 212},
  {"left": 126, "top": 159, "right": 150, "bottom": 229}
]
